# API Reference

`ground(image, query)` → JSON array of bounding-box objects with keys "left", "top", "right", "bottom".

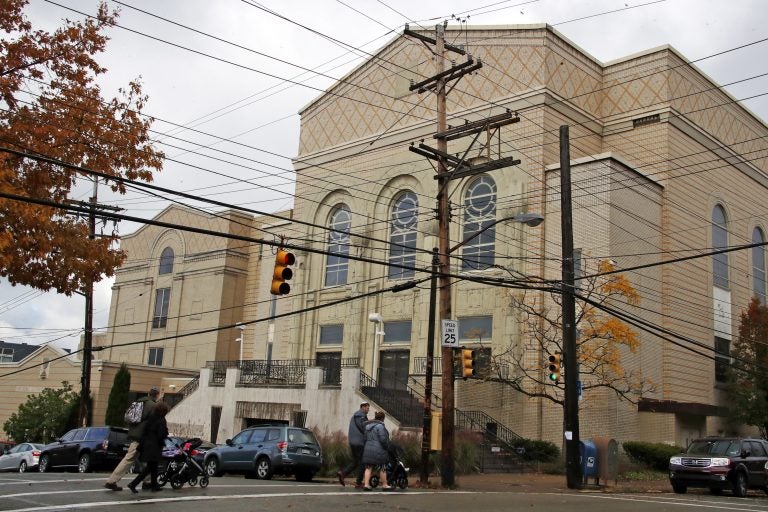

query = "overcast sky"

[{"left": 2, "top": 0, "right": 767, "bottom": 352}]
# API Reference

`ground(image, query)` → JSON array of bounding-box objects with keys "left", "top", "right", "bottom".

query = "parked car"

[
  {"left": 0, "top": 443, "right": 44, "bottom": 472},
  {"left": 669, "top": 437, "right": 768, "bottom": 496},
  {"left": 204, "top": 425, "right": 321, "bottom": 481},
  {"left": 39, "top": 426, "right": 128, "bottom": 473}
]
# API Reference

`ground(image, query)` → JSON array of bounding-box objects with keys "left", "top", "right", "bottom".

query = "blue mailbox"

[{"left": 579, "top": 439, "right": 598, "bottom": 479}]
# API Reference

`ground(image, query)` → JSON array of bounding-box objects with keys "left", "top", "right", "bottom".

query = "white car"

[{"left": 0, "top": 443, "right": 43, "bottom": 472}]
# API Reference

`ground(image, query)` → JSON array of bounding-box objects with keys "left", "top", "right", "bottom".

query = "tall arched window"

[
  {"left": 389, "top": 191, "right": 418, "bottom": 279},
  {"left": 159, "top": 247, "right": 174, "bottom": 275},
  {"left": 753, "top": 227, "right": 766, "bottom": 303},
  {"left": 712, "top": 205, "right": 729, "bottom": 289},
  {"left": 462, "top": 175, "right": 497, "bottom": 270},
  {"left": 325, "top": 205, "right": 351, "bottom": 286}
]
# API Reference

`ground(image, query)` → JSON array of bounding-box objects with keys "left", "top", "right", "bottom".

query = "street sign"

[{"left": 441, "top": 319, "right": 458, "bottom": 347}]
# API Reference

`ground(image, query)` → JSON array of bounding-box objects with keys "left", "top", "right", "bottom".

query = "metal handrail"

[
  {"left": 455, "top": 409, "right": 522, "bottom": 449},
  {"left": 358, "top": 370, "right": 423, "bottom": 427}
]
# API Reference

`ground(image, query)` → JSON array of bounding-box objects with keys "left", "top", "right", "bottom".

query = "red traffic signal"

[{"left": 270, "top": 249, "right": 295, "bottom": 295}]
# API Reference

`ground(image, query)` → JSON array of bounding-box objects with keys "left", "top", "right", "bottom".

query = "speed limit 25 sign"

[{"left": 441, "top": 319, "right": 458, "bottom": 347}]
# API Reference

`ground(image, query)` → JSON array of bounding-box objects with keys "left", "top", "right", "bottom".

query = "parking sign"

[{"left": 441, "top": 319, "right": 458, "bottom": 347}]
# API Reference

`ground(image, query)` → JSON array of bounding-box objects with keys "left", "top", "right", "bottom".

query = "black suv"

[
  {"left": 669, "top": 437, "right": 768, "bottom": 496},
  {"left": 39, "top": 426, "right": 128, "bottom": 473},
  {"left": 204, "top": 425, "right": 322, "bottom": 481}
]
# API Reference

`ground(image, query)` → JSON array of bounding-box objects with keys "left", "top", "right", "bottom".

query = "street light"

[
  {"left": 449, "top": 213, "right": 544, "bottom": 254},
  {"left": 235, "top": 323, "right": 246, "bottom": 363},
  {"left": 368, "top": 313, "right": 385, "bottom": 381}
]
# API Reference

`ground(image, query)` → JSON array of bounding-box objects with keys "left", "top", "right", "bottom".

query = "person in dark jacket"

[
  {"left": 361, "top": 411, "right": 391, "bottom": 491},
  {"left": 127, "top": 401, "right": 170, "bottom": 493},
  {"left": 337, "top": 401, "right": 369, "bottom": 487},
  {"left": 104, "top": 387, "right": 160, "bottom": 491}
]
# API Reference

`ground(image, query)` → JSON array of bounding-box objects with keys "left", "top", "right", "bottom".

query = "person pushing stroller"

[{"left": 361, "top": 411, "right": 392, "bottom": 491}]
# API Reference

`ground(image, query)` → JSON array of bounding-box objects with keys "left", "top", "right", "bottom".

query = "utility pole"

[
  {"left": 420, "top": 248, "right": 439, "bottom": 484},
  {"left": 559, "top": 125, "right": 582, "bottom": 489},
  {"left": 72, "top": 179, "right": 122, "bottom": 427},
  {"left": 405, "top": 23, "right": 520, "bottom": 487}
]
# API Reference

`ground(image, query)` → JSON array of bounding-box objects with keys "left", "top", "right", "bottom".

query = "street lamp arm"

[{"left": 448, "top": 213, "right": 544, "bottom": 254}]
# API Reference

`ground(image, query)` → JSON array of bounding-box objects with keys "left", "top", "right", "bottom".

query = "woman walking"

[
  {"left": 361, "top": 411, "right": 391, "bottom": 491},
  {"left": 127, "top": 401, "right": 169, "bottom": 493}
]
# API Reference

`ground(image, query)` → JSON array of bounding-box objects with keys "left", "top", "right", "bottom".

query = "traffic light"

[
  {"left": 270, "top": 249, "right": 295, "bottom": 295},
  {"left": 548, "top": 353, "right": 562, "bottom": 382},
  {"left": 460, "top": 348, "right": 476, "bottom": 379}
]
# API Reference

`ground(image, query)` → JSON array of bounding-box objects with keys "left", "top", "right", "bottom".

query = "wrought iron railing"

[
  {"left": 238, "top": 359, "right": 313, "bottom": 386},
  {"left": 358, "top": 371, "right": 423, "bottom": 427},
  {"left": 407, "top": 376, "right": 442, "bottom": 409},
  {"left": 455, "top": 409, "right": 522, "bottom": 448},
  {"left": 319, "top": 358, "right": 360, "bottom": 386}
]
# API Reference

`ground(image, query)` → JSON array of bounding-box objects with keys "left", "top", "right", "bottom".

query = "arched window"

[
  {"left": 325, "top": 205, "right": 351, "bottom": 286},
  {"left": 389, "top": 191, "right": 418, "bottom": 279},
  {"left": 462, "top": 175, "right": 497, "bottom": 270},
  {"left": 159, "top": 247, "right": 174, "bottom": 275},
  {"left": 753, "top": 227, "right": 766, "bottom": 303},
  {"left": 712, "top": 205, "right": 729, "bottom": 289}
]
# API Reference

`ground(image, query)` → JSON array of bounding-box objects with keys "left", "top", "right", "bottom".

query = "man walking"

[
  {"left": 337, "top": 401, "right": 369, "bottom": 488},
  {"left": 104, "top": 386, "right": 160, "bottom": 491}
]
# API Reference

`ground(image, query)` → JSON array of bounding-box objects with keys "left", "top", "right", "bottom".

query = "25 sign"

[{"left": 441, "top": 319, "right": 458, "bottom": 347}]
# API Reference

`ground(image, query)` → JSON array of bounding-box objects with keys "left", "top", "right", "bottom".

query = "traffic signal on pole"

[
  {"left": 461, "top": 349, "right": 476, "bottom": 379},
  {"left": 270, "top": 249, "right": 295, "bottom": 295},
  {"left": 548, "top": 353, "right": 562, "bottom": 382}
]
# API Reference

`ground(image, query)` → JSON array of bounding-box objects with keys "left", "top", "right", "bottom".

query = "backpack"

[{"left": 124, "top": 401, "right": 144, "bottom": 425}]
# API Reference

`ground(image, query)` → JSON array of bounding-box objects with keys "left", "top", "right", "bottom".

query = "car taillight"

[
  {"left": 32, "top": 451, "right": 40, "bottom": 457},
  {"left": 101, "top": 440, "right": 109, "bottom": 451},
  {"left": 277, "top": 441, "right": 288, "bottom": 452}
]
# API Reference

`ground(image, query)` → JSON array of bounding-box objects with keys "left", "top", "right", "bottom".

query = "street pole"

[
  {"left": 559, "top": 125, "right": 582, "bottom": 489},
  {"left": 78, "top": 179, "right": 97, "bottom": 427},
  {"left": 433, "top": 24, "right": 457, "bottom": 488},
  {"left": 420, "top": 248, "right": 439, "bottom": 484}
]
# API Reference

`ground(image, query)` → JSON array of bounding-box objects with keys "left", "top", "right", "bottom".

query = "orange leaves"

[{"left": 0, "top": 1, "right": 161, "bottom": 295}]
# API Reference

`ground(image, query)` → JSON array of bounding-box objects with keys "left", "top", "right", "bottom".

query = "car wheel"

[
  {"left": 732, "top": 471, "right": 748, "bottom": 497},
  {"left": 38, "top": 454, "right": 50, "bottom": 473},
  {"left": 18, "top": 461, "right": 27, "bottom": 473},
  {"left": 78, "top": 453, "right": 91, "bottom": 473},
  {"left": 671, "top": 483, "right": 687, "bottom": 494},
  {"left": 255, "top": 457, "right": 273, "bottom": 480},
  {"left": 294, "top": 469, "right": 313, "bottom": 482},
  {"left": 205, "top": 458, "right": 222, "bottom": 477}
]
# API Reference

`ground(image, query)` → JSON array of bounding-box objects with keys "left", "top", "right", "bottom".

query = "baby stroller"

[
  {"left": 161, "top": 438, "right": 209, "bottom": 489},
  {"left": 370, "top": 443, "right": 409, "bottom": 490}
]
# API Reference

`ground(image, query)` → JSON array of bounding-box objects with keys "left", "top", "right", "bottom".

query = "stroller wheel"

[
  {"left": 170, "top": 474, "right": 185, "bottom": 490},
  {"left": 188, "top": 476, "right": 198, "bottom": 487},
  {"left": 200, "top": 476, "right": 209, "bottom": 488},
  {"left": 369, "top": 475, "right": 379, "bottom": 488},
  {"left": 397, "top": 477, "right": 408, "bottom": 489}
]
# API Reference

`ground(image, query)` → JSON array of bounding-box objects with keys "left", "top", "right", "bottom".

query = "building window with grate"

[
  {"left": 319, "top": 325, "right": 343, "bottom": 346},
  {"left": 462, "top": 175, "right": 497, "bottom": 270},
  {"left": 388, "top": 191, "right": 418, "bottom": 280},
  {"left": 712, "top": 205, "right": 729, "bottom": 289},
  {"left": 148, "top": 347, "right": 164, "bottom": 366},
  {"left": 753, "top": 227, "right": 766, "bottom": 303},
  {"left": 152, "top": 288, "right": 171, "bottom": 328},
  {"left": 159, "top": 247, "right": 174, "bottom": 275},
  {"left": 325, "top": 205, "right": 351, "bottom": 287},
  {"left": 714, "top": 337, "right": 730, "bottom": 383}
]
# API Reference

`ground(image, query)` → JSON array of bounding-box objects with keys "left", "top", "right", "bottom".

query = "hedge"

[{"left": 622, "top": 441, "right": 683, "bottom": 471}]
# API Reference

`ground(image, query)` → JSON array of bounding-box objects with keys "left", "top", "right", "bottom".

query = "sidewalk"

[{"left": 413, "top": 472, "right": 671, "bottom": 493}]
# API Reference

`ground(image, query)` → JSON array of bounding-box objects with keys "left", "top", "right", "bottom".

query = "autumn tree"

[
  {"left": 725, "top": 297, "right": 768, "bottom": 437},
  {"left": 3, "top": 381, "right": 79, "bottom": 443},
  {"left": 104, "top": 363, "right": 131, "bottom": 427},
  {"left": 0, "top": 0, "right": 163, "bottom": 295},
  {"left": 494, "top": 259, "right": 653, "bottom": 405}
]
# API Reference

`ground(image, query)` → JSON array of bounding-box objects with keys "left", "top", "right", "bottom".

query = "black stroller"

[
  {"left": 158, "top": 438, "right": 209, "bottom": 489},
  {"left": 369, "top": 443, "right": 409, "bottom": 490}
]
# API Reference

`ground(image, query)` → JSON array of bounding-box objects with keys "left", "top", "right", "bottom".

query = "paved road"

[{"left": 1, "top": 473, "right": 767, "bottom": 512}]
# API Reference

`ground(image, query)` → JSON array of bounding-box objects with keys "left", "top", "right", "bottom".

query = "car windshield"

[{"left": 686, "top": 440, "right": 741, "bottom": 456}]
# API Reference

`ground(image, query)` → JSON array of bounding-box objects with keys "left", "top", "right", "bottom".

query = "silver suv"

[{"left": 204, "top": 425, "right": 322, "bottom": 481}]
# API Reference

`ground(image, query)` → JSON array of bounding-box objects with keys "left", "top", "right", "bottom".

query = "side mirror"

[{"left": 225, "top": 439, "right": 233, "bottom": 446}]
